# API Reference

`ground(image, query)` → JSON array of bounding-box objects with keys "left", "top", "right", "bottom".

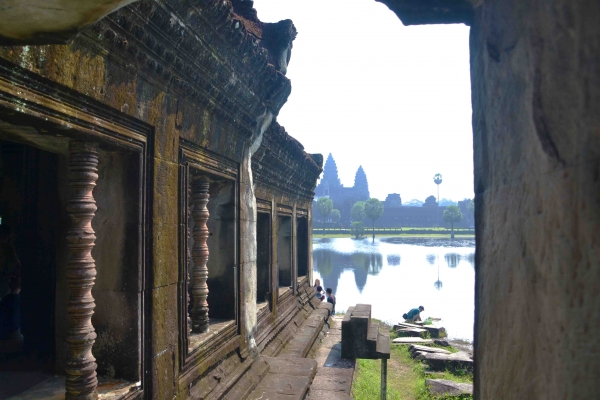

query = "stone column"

[
  {"left": 190, "top": 175, "right": 210, "bottom": 333},
  {"left": 65, "top": 141, "right": 99, "bottom": 400}
]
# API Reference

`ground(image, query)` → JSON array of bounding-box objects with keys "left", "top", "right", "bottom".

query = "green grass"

[{"left": 352, "top": 326, "right": 473, "bottom": 400}]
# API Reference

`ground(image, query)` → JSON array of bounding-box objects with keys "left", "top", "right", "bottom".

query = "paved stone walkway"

[{"left": 307, "top": 316, "right": 356, "bottom": 400}]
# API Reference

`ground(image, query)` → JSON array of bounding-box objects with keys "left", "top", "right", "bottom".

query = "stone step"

[
  {"left": 245, "top": 356, "right": 318, "bottom": 400},
  {"left": 279, "top": 307, "right": 329, "bottom": 358}
]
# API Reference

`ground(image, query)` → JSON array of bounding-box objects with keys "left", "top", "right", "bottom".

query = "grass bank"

[{"left": 351, "top": 326, "right": 473, "bottom": 400}]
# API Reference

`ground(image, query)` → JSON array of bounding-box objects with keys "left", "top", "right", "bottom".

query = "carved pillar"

[
  {"left": 190, "top": 175, "right": 210, "bottom": 333},
  {"left": 65, "top": 141, "right": 99, "bottom": 400}
]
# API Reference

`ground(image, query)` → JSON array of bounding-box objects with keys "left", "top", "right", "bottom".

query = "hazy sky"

[{"left": 253, "top": 0, "right": 473, "bottom": 202}]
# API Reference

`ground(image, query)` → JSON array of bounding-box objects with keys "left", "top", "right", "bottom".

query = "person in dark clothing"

[
  {"left": 326, "top": 288, "right": 336, "bottom": 315},
  {"left": 402, "top": 306, "right": 424, "bottom": 323},
  {"left": 315, "top": 285, "right": 325, "bottom": 301}
]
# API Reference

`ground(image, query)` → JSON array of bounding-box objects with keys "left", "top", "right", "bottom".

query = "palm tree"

[
  {"left": 316, "top": 197, "right": 333, "bottom": 233},
  {"left": 443, "top": 205, "right": 463, "bottom": 239},
  {"left": 433, "top": 173, "right": 443, "bottom": 204},
  {"left": 364, "top": 198, "right": 384, "bottom": 243}
]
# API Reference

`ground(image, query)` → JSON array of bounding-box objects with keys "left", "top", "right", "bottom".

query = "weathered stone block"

[
  {"left": 426, "top": 379, "right": 473, "bottom": 396},
  {"left": 151, "top": 284, "right": 178, "bottom": 361},
  {"left": 152, "top": 158, "right": 179, "bottom": 287},
  {"left": 424, "top": 352, "right": 473, "bottom": 372}
]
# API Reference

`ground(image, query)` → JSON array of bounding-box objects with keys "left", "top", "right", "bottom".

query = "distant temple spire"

[
  {"left": 313, "top": 154, "right": 370, "bottom": 224},
  {"left": 321, "top": 153, "right": 341, "bottom": 188},
  {"left": 353, "top": 166, "right": 370, "bottom": 200}
]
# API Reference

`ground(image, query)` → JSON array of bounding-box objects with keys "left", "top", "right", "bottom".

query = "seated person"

[
  {"left": 402, "top": 306, "right": 424, "bottom": 323},
  {"left": 326, "top": 288, "right": 336, "bottom": 315},
  {"left": 0, "top": 276, "right": 22, "bottom": 341},
  {"left": 315, "top": 285, "right": 325, "bottom": 301}
]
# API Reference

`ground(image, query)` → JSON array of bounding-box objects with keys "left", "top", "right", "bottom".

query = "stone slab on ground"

[
  {"left": 246, "top": 356, "right": 318, "bottom": 400},
  {"left": 426, "top": 379, "right": 473, "bottom": 396},
  {"left": 264, "top": 357, "right": 320, "bottom": 376},
  {"left": 422, "top": 325, "right": 447, "bottom": 338},
  {"left": 392, "top": 337, "right": 433, "bottom": 344},
  {"left": 307, "top": 316, "right": 355, "bottom": 399},
  {"left": 393, "top": 322, "right": 423, "bottom": 330},
  {"left": 279, "top": 309, "right": 329, "bottom": 358},
  {"left": 396, "top": 327, "right": 428, "bottom": 337},
  {"left": 410, "top": 344, "right": 451, "bottom": 354},
  {"left": 424, "top": 352, "right": 474, "bottom": 372},
  {"left": 308, "top": 389, "right": 353, "bottom": 399}
]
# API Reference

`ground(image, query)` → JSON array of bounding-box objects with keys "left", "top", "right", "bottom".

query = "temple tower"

[
  {"left": 316, "top": 153, "right": 342, "bottom": 196},
  {"left": 353, "top": 166, "right": 370, "bottom": 200}
]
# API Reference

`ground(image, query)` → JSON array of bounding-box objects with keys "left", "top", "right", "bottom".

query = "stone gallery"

[
  {"left": 0, "top": 0, "right": 599, "bottom": 399},
  {"left": 0, "top": 1, "right": 324, "bottom": 398}
]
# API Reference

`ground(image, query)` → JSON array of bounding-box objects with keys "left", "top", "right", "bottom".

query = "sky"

[{"left": 253, "top": 0, "right": 474, "bottom": 202}]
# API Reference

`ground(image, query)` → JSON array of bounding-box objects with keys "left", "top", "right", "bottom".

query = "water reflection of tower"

[
  {"left": 427, "top": 253, "right": 442, "bottom": 290},
  {"left": 434, "top": 254, "right": 443, "bottom": 290},
  {"left": 313, "top": 249, "right": 383, "bottom": 295}
]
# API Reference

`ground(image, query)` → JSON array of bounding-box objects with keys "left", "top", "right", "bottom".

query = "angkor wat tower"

[{"left": 315, "top": 153, "right": 370, "bottom": 224}]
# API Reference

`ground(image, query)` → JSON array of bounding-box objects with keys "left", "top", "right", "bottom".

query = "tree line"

[{"left": 316, "top": 197, "right": 473, "bottom": 240}]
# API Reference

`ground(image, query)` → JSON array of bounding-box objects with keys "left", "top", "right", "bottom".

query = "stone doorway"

[{"left": 0, "top": 141, "right": 59, "bottom": 398}]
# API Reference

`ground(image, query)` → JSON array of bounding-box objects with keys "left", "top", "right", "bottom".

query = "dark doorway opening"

[
  {"left": 296, "top": 217, "right": 308, "bottom": 278},
  {"left": 277, "top": 216, "right": 292, "bottom": 289},
  {"left": 0, "top": 141, "right": 60, "bottom": 396},
  {"left": 256, "top": 212, "right": 271, "bottom": 306},
  {"left": 204, "top": 180, "right": 236, "bottom": 321}
]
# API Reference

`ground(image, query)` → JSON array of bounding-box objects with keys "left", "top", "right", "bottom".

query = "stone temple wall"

[
  {"left": 379, "top": 0, "right": 600, "bottom": 398},
  {"left": 0, "top": 0, "right": 323, "bottom": 398}
]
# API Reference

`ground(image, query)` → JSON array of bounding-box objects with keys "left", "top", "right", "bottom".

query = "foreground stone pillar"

[
  {"left": 65, "top": 141, "right": 99, "bottom": 400},
  {"left": 190, "top": 176, "right": 210, "bottom": 333}
]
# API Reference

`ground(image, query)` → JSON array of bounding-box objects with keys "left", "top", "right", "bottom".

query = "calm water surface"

[{"left": 312, "top": 237, "right": 475, "bottom": 341}]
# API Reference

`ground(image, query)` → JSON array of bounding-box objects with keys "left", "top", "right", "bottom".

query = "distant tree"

[
  {"left": 316, "top": 197, "right": 333, "bottom": 233},
  {"left": 351, "top": 221, "right": 364, "bottom": 239},
  {"left": 364, "top": 198, "right": 384, "bottom": 243},
  {"left": 443, "top": 205, "right": 463, "bottom": 239},
  {"left": 351, "top": 201, "right": 366, "bottom": 222},
  {"left": 439, "top": 198, "right": 458, "bottom": 207},
  {"left": 467, "top": 199, "right": 475, "bottom": 215},
  {"left": 330, "top": 209, "right": 341, "bottom": 225},
  {"left": 423, "top": 195, "right": 438, "bottom": 207}
]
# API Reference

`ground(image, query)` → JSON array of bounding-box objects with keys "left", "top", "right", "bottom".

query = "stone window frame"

[
  {"left": 0, "top": 59, "right": 153, "bottom": 399},
  {"left": 177, "top": 140, "right": 240, "bottom": 373}
]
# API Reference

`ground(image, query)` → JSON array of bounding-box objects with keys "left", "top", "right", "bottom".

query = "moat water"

[{"left": 312, "top": 237, "right": 475, "bottom": 341}]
